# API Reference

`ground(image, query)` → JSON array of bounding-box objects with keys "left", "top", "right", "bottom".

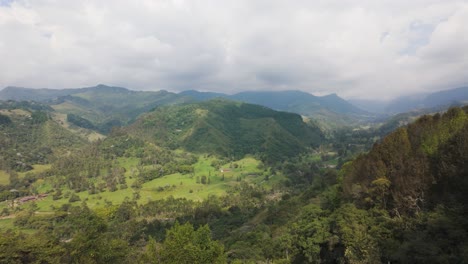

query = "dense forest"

[{"left": 0, "top": 94, "right": 467, "bottom": 263}]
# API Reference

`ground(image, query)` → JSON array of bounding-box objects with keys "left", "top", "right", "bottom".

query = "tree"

[{"left": 158, "top": 222, "right": 225, "bottom": 264}]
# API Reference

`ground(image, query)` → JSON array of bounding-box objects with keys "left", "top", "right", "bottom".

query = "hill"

[
  {"left": 231, "top": 90, "right": 367, "bottom": 115},
  {"left": 181, "top": 89, "right": 368, "bottom": 116},
  {"left": 0, "top": 101, "right": 87, "bottom": 172},
  {"left": 0, "top": 86, "right": 83, "bottom": 101},
  {"left": 0, "top": 85, "right": 195, "bottom": 133},
  {"left": 342, "top": 106, "right": 468, "bottom": 214},
  {"left": 51, "top": 85, "right": 193, "bottom": 133},
  {"left": 1, "top": 85, "right": 370, "bottom": 131},
  {"left": 127, "top": 99, "right": 324, "bottom": 162},
  {"left": 179, "top": 90, "right": 227, "bottom": 101},
  {"left": 180, "top": 89, "right": 372, "bottom": 131}
]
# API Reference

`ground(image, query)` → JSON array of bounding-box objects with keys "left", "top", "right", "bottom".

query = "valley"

[{"left": 0, "top": 85, "right": 467, "bottom": 263}]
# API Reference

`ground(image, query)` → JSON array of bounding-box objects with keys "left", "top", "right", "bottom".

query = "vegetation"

[
  {"left": 0, "top": 91, "right": 467, "bottom": 264},
  {"left": 127, "top": 100, "right": 324, "bottom": 163}
]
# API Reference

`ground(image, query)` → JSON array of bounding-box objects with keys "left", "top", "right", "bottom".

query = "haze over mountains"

[{"left": 350, "top": 86, "right": 468, "bottom": 114}]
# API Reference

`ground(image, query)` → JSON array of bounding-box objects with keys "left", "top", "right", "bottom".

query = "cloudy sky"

[{"left": 0, "top": 0, "right": 467, "bottom": 99}]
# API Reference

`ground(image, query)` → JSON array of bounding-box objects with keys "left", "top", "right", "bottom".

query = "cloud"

[{"left": 0, "top": 0, "right": 467, "bottom": 99}]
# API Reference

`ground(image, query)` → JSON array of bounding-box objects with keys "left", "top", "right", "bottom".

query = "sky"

[{"left": 0, "top": 0, "right": 467, "bottom": 100}]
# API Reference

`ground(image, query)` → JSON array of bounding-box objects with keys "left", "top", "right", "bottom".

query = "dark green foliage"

[
  {"left": 0, "top": 113, "right": 11, "bottom": 125},
  {"left": 67, "top": 113, "right": 96, "bottom": 130},
  {"left": 159, "top": 222, "right": 226, "bottom": 263},
  {"left": 342, "top": 107, "right": 468, "bottom": 214}
]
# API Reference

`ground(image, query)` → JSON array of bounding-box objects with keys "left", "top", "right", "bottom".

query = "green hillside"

[
  {"left": 0, "top": 101, "right": 87, "bottom": 173},
  {"left": 127, "top": 99, "right": 324, "bottom": 162},
  {"left": 342, "top": 106, "right": 468, "bottom": 213},
  {"left": 51, "top": 85, "right": 193, "bottom": 133}
]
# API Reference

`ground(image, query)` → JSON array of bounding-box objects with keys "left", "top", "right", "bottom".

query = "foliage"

[
  {"left": 127, "top": 100, "right": 324, "bottom": 163},
  {"left": 159, "top": 222, "right": 226, "bottom": 264}
]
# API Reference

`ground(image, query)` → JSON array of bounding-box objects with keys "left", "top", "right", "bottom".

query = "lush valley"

[{"left": 0, "top": 86, "right": 467, "bottom": 263}]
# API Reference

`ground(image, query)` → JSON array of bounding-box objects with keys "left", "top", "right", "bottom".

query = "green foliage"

[
  {"left": 0, "top": 113, "right": 12, "bottom": 125},
  {"left": 67, "top": 113, "right": 96, "bottom": 130},
  {"left": 128, "top": 100, "right": 324, "bottom": 163},
  {"left": 332, "top": 204, "right": 381, "bottom": 263},
  {"left": 290, "top": 204, "right": 331, "bottom": 262},
  {"left": 0, "top": 231, "right": 64, "bottom": 263},
  {"left": 49, "top": 85, "right": 193, "bottom": 134},
  {"left": 159, "top": 222, "right": 226, "bottom": 264},
  {"left": 342, "top": 107, "right": 468, "bottom": 214}
]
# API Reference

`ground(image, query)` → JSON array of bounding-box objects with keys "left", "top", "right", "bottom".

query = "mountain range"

[
  {"left": 0, "top": 85, "right": 373, "bottom": 132},
  {"left": 351, "top": 86, "right": 468, "bottom": 114}
]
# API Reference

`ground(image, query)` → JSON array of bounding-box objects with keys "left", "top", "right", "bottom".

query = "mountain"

[
  {"left": 0, "top": 85, "right": 194, "bottom": 133},
  {"left": 180, "top": 90, "right": 368, "bottom": 116},
  {"left": 423, "top": 86, "right": 468, "bottom": 106},
  {"left": 384, "top": 86, "right": 468, "bottom": 113},
  {"left": 1, "top": 85, "right": 369, "bottom": 131},
  {"left": 0, "top": 86, "right": 84, "bottom": 101},
  {"left": 384, "top": 93, "right": 428, "bottom": 113},
  {"left": 51, "top": 85, "right": 193, "bottom": 132},
  {"left": 179, "top": 90, "right": 227, "bottom": 101},
  {"left": 126, "top": 99, "right": 324, "bottom": 162},
  {"left": 179, "top": 90, "right": 372, "bottom": 131}
]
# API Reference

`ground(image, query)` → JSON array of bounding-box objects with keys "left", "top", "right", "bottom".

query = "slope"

[
  {"left": 342, "top": 106, "right": 468, "bottom": 214},
  {"left": 127, "top": 99, "right": 324, "bottom": 163},
  {"left": 0, "top": 101, "right": 87, "bottom": 173},
  {"left": 0, "top": 85, "right": 194, "bottom": 133}
]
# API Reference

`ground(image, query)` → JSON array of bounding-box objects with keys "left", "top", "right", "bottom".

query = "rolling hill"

[
  {"left": 0, "top": 85, "right": 194, "bottom": 133},
  {"left": 126, "top": 99, "right": 324, "bottom": 162}
]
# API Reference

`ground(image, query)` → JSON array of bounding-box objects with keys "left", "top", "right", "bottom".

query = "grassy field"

[
  {"left": 0, "top": 155, "right": 283, "bottom": 215},
  {"left": 0, "top": 164, "right": 52, "bottom": 186},
  {"left": 0, "top": 218, "right": 14, "bottom": 231}
]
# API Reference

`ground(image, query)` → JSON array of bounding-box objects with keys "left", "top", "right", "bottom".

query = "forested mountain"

[
  {"left": 343, "top": 106, "right": 468, "bottom": 213},
  {"left": 0, "top": 85, "right": 194, "bottom": 133},
  {"left": 180, "top": 89, "right": 368, "bottom": 116},
  {"left": 1, "top": 85, "right": 371, "bottom": 133},
  {"left": 127, "top": 99, "right": 324, "bottom": 163},
  {"left": 180, "top": 90, "right": 373, "bottom": 131},
  {"left": 338, "top": 106, "right": 468, "bottom": 262},
  {"left": 51, "top": 85, "right": 193, "bottom": 133}
]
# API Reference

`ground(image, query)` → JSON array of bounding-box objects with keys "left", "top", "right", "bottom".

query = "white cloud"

[{"left": 0, "top": 0, "right": 467, "bottom": 99}]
